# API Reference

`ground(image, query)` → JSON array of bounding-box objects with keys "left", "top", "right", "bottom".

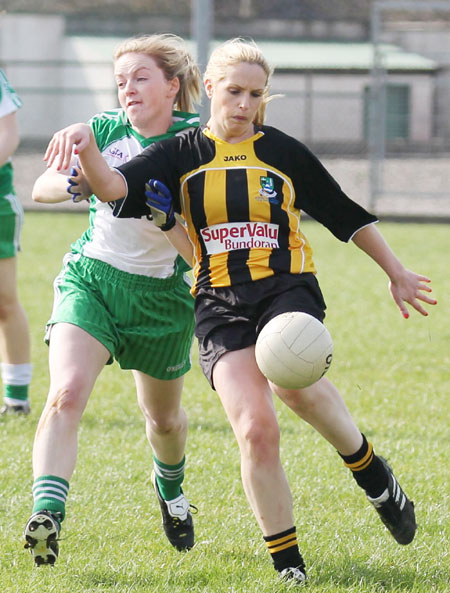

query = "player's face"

[
  {"left": 114, "top": 52, "right": 179, "bottom": 137},
  {"left": 205, "top": 62, "right": 266, "bottom": 143}
]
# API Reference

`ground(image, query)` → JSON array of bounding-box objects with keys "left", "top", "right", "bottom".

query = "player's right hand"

[
  {"left": 44, "top": 123, "right": 93, "bottom": 171},
  {"left": 145, "top": 179, "right": 176, "bottom": 231}
]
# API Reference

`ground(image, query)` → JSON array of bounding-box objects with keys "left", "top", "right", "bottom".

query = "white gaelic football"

[{"left": 255, "top": 312, "right": 333, "bottom": 389}]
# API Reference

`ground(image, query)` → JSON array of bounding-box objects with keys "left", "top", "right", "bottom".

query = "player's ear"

[
  {"left": 204, "top": 78, "right": 213, "bottom": 99},
  {"left": 168, "top": 76, "right": 180, "bottom": 99}
]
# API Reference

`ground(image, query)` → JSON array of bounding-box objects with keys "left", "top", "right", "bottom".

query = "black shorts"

[{"left": 194, "top": 272, "right": 326, "bottom": 388}]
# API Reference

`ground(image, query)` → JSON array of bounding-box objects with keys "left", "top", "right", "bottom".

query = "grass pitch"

[{"left": 0, "top": 212, "right": 448, "bottom": 592}]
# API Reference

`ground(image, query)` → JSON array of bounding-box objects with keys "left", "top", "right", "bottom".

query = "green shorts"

[
  {"left": 46, "top": 254, "right": 195, "bottom": 380},
  {"left": 0, "top": 193, "right": 24, "bottom": 258}
]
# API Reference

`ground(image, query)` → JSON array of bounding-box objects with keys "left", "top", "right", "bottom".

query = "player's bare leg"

[
  {"left": 33, "top": 323, "right": 109, "bottom": 479},
  {"left": 274, "top": 376, "right": 417, "bottom": 545},
  {"left": 25, "top": 323, "right": 109, "bottom": 565},
  {"left": 133, "top": 371, "right": 187, "bottom": 465},
  {"left": 133, "top": 371, "right": 195, "bottom": 550},
  {"left": 0, "top": 256, "right": 31, "bottom": 414},
  {"left": 273, "top": 377, "right": 362, "bottom": 454},
  {"left": 214, "top": 348, "right": 294, "bottom": 534},
  {"left": 0, "top": 257, "right": 30, "bottom": 363},
  {"left": 213, "top": 347, "right": 306, "bottom": 582}
]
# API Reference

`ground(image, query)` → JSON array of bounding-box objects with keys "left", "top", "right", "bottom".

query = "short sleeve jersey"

[
  {"left": 0, "top": 69, "right": 22, "bottom": 197},
  {"left": 114, "top": 125, "right": 377, "bottom": 292},
  {"left": 70, "top": 109, "right": 199, "bottom": 277}
]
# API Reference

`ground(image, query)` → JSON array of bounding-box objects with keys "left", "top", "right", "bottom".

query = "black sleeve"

[
  {"left": 291, "top": 141, "right": 377, "bottom": 242},
  {"left": 112, "top": 141, "right": 181, "bottom": 219}
]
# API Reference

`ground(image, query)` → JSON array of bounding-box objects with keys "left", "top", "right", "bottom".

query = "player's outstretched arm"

[
  {"left": 32, "top": 167, "right": 73, "bottom": 203},
  {"left": 43, "top": 123, "right": 126, "bottom": 202},
  {"left": 351, "top": 223, "right": 437, "bottom": 318},
  {"left": 32, "top": 164, "right": 91, "bottom": 204}
]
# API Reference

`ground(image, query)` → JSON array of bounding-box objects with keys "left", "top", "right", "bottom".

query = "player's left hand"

[
  {"left": 145, "top": 179, "right": 176, "bottom": 231},
  {"left": 389, "top": 270, "right": 437, "bottom": 318},
  {"left": 67, "top": 165, "right": 92, "bottom": 202}
]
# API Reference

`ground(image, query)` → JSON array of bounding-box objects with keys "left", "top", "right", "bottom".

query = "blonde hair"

[
  {"left": 114, "top": 34, "right": 201, "bottom": 113},
  {"left": 204, "top": 38, "right": 273, "bottom": 126}
]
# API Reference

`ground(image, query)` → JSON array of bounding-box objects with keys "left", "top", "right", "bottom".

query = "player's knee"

[
  {"left": 148, "top": 412, "right": 185, "bottom": 436},
  {"left": 239, "top": 416, "right": 280, "bottom": 463},
  {"left": 46, "top": 382, "right": 86, "bottom": 417},
  {"left": 0, "top": 296, "right": 17, "bottom": 321}
]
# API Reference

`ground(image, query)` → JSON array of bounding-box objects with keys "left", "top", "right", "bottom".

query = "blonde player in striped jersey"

[
  {"left": 23, "top": 34, "right": 201, "bottom": 566},
  {"left": 42, "top": 39, "right": 437, "bottom": 585}
]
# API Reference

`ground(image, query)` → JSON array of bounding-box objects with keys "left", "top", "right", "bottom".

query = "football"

[{"left": 255, "top": 312, "right": 333, "bottom": 389}]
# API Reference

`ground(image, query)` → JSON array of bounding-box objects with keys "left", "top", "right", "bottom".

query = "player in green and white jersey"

[
  {"left": 0, "top": 69, "right": 32, "bottom": 416},
  {"left": 23, "top": 34, "right": 202, "bottom": 565}
]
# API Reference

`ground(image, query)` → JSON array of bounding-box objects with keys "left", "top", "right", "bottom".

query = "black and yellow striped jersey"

[{"left": 114, "top": 125, "right": 377, "bottom": 294}]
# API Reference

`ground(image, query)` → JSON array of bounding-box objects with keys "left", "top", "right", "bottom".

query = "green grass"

[{"left": 1, "top": 213, "right": 449, "bottom": 592}]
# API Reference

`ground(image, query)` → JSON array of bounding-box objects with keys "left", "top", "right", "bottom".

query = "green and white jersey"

[
  {"left": 71, "top": 109, "right": 199, "bottom": 277},
  {"left": 0, "top": 69, "right": 22, "bottom": 197}
]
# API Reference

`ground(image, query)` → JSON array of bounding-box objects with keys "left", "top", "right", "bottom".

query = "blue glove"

[
  {"left": 145, "top": 179, "right": 175, "bottom": 231},
  {"left": 67, "top": 167, "right": 83, "bottom": 202},
  {"left": 67, "top": 165, "right": 90, "bottom": 203}
]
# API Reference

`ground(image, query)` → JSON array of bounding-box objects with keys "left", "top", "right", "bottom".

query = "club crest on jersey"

[{"left": 258, "top": 176, "right": 279, "bottom": 204}]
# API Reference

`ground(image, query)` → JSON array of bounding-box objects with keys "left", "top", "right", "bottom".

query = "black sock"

[
  {"left": 339, "top": 434, "right": 389, "bottom": 498},
  {"left": 263, "top": 527, "right": 305, "bottom": 572}
]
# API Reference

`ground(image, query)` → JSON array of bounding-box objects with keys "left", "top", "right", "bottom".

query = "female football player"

[
  {"left": 0, "top": 69, "right": 32, "bottom": 415},
  {"left": 43, "top": 39, "right": 436, "bottom": 584},
  {"left": 24, "top": 34, "right": 201, "bottom": 566}
]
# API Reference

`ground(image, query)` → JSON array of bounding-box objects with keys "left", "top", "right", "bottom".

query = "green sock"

[
  {"left": 4, "top": 384, "right": 29, "bottom": 401},
  {"left": 1, "top": 362, "right": 32, "bottom": 403},
  {"left": 32, "top": 475, "right": 69, "bottom": 521},
  {"left": 153, "top": 456, "right": 185, "bottom": 501}
]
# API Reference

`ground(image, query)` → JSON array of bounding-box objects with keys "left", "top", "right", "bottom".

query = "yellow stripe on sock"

[
  {"left": 344, "top": 442, "right": 374, "bottom": 471},
  {"left": 266, "top": 534, "right": 297, "bottom": 554},
  {"left": 268, "top": 539, "right": 298, "bottom": 553}
]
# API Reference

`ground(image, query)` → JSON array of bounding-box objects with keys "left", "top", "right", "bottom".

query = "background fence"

[
  {"left": 1, "top": 3, "right": 450, "bottom": 218},
  {"left": 366, "top": 1, "right": 450, "bottom": 216}
]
